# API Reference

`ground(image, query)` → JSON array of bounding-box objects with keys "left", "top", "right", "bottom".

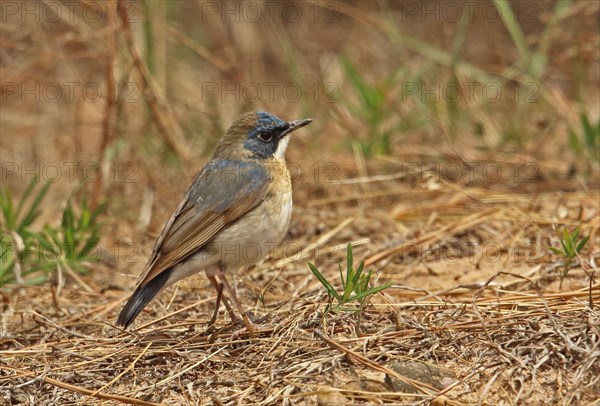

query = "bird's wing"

[{"left": 135, "top": 160, "right": 271, "bottom": 287}]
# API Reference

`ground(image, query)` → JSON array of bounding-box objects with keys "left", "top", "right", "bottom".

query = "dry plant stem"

[
  {"left": 365, "top": 208, "right": 495, "bottom": 266},
  {"left": 155, "top": 19, "right": 231, "bottom": 75},
  {"left": 2, "top": 280, "right": 598, "bottom": 403},
  {"left": 134, "top": 297, "right": 210, "bottom": 331},
  {"left": 9, "top": 231, "right": 24, "bottom": 285},
  {"left": 153, "top": 347, "right": 227, "bottom": 388},
  {"left": 589, "top": 270, "right": 596, "bottom": 308},
  {"left": 83, "top": 342, "right": 151, "bottom": 402},
  {"left": 265, "top": 217, "right": 356, "bottom": 271},
  {"left": 117, "top": 0, "right": 192, "bottom": 165},
  {"left": 92, "top": 0, "right": 117, "bottom": 209},
  {"left": 315, "top": 330, "right": 438, "bottom": 395},
  {"left": 2, "top": 366, "right": 161, "bottom": 406}
]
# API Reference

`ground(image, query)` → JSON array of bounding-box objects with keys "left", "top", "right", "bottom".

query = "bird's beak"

[{"left": 280, "top": 118, "right": 312, "bottom": 137}]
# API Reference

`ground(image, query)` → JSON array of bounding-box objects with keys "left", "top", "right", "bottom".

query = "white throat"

[{"left": 274, "top": 135, "right": 290, "bottom": 161}]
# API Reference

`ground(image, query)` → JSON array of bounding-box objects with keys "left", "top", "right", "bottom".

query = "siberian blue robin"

[{"left": 116, "top": 111, "right": 312, "bottom": 330}]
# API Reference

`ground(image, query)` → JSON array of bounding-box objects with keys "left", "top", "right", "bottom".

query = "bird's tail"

[{"left": 116, "top": 269, "right": 171, "bottom": 328}]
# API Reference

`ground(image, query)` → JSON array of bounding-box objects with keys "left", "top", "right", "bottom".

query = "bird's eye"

[{"left": 258, "top": 131, "right": 273, "bottom": 142}]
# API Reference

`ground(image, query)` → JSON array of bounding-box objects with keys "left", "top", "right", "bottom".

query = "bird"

[{"left": 116, "top": 111, "right": 312, "bottom": 330}]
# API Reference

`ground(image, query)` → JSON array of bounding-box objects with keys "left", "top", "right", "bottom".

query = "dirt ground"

[
  {"left": 2, "top": 158, "right": 599, "bottom": 404},
  {"left": 1, "top": 1, "right": 599, "bottom": 405}
]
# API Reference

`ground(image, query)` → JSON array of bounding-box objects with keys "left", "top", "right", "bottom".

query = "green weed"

[
  {"left": 568, "top": 112, "right": 600, "bottom": 162},
  {"left": 308, "top": 243, "right": 392, "bottom": 314},
  {"left": 1, "top": 177, "right": 51, "bottom": 285},
  {"left": 340, "top": 56, "right": 403, "bottom": 156},
  {"left": 1, "top": 179, "right": 103, "bottom": 287},
  {"left": 549, "top": 226, "right": 590, "bottom": 289}
]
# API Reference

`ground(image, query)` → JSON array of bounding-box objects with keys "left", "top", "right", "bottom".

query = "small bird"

[{"left": 116, "top": 111, "right": 311, "bottom": 330}]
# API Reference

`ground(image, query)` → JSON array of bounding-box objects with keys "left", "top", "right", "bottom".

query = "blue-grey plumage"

[{"left": 117, "top": 112, "right": 311, "bottom": 329}]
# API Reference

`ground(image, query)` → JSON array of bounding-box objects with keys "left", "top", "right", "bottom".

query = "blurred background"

[
  {"left": 0, "top": 0, "right": 600, "bottom": 292},
  {"left": 1, "top": 0, "right": 599, "bottom": 291},
  {"left": 3, "top": 3, "right": 598, "bottom": 172}
]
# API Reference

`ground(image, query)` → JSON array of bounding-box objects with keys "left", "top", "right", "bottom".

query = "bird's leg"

[
  {"left": 207, "top": 274, "right": 239, "bottom": 326},
  {"left": 207, "top": 275, "right": 224, "bottom": 326},
  {"left": 217, "top": 263, "right": 255, "bottom": 332}
]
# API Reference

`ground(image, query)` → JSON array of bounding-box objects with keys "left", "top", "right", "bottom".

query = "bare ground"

[{"left": 2, "top": 161, "right": 599, "bottom": 405}]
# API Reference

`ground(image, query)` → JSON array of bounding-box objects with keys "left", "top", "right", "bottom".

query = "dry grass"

[
  {"left": 2, "top": 176, "right": 599, "bottom": 405},
  {"left": 1, "top": 0, "right": 600, "bottom": 405},
  {"left": 2, "top": 278, "right": 599, "bottom": 405}
]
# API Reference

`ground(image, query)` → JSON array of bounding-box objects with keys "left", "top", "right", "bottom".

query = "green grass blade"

[
  {"left": 356, "top": 268, "right": 372, "bottom": 293},
  {"left": 580, "top": 114, "right": 600, "bottom": 156},
  {"left": 494, "top": 0, "right": 531, "bottom": 67},
  {"left": 17, "top": 181, "right": 51, "bottom": 232},
  {"left": 352, "top": 261, "right": 365, "bottom": 285},
  {"left": 43, "top": 226, "right": 62, "bottom": 249},
  {"left": 77, "top": 235, "right": 100, "bottom": 261},
  {"left": 450, "top": 6, "right": 471, "bottom": 63},
  {"left": 14, "top": 176, "right": 40, "bottom": 227},
  {"left": 0, "top": 188, "right": 15, "bottom": 230},
  {"left": 308, "top": 262, "right": 340, "bottom": 301},
  {"left": 338, "top": 262, "right": 345, "bottom": 287},
  {"left": 346, "top": 243, "right": 353, "bottom": 287},
  {"left": 89, "top": 202, "right": 105, "bottom": 224},
  {"left": 0, "top": 233, "right": 15, "bottom": 278},
  {"left": 79, "top": 196, "right": 91, "bottom": 230},
  {"left": 568, "top": 128, "right": 582, "bottom": 155},
  {"left": 576, "top": 235, "right": 590, "bottom": 253},
  {"left": 62, "top": 203, "right": 75, "bottom": 248},
  {"left": 549, "top": 247, "right": 562, "bottom": 255},
  {"left": 572, "top": 228, "right": 580, "bottom": 241},
  {"left": 341, "top": 56, "right": 382, "bottom": 112},
  {"left": 346, "top": 283, "right": 393, "bottom": 303}
]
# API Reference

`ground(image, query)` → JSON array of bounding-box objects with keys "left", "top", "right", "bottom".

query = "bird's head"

[{"left": 215, "top": 111, "right": 312, "bottom": 160}]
